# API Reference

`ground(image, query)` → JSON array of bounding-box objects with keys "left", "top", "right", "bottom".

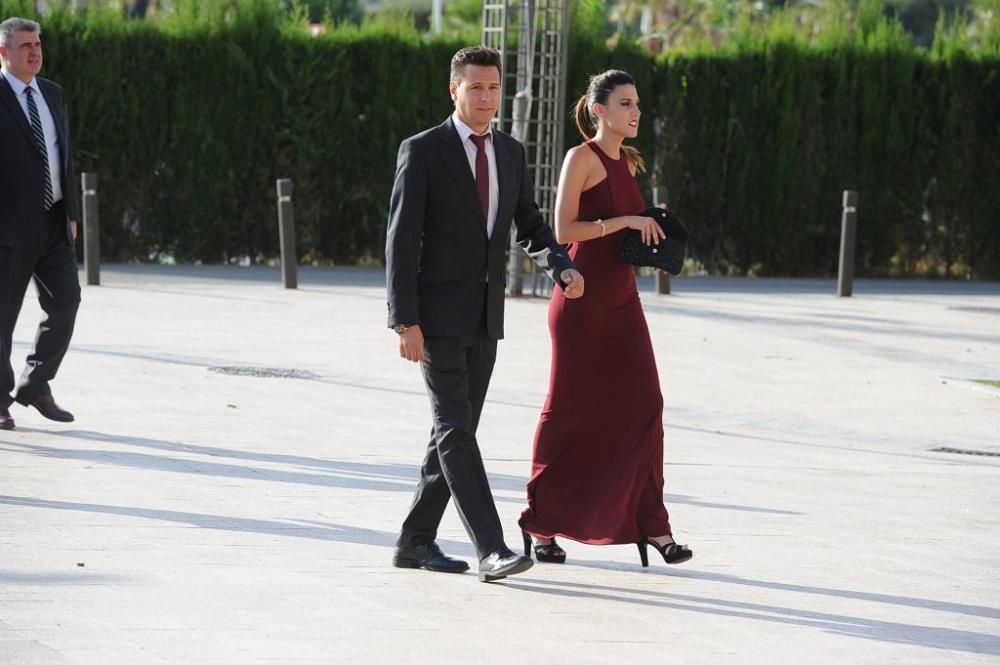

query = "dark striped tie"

[{"left": 25, "top": 87, "right": 54, "bottom": 210}]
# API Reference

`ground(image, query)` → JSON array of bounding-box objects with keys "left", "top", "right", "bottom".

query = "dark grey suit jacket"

[
  {"left": 0, "top": 75, "right": 78, "bottom": 247},
  {"left": 386, "top": 117, "right": 574, "bottom": 340}
]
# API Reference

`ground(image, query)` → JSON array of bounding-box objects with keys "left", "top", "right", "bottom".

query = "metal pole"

[
  {"left": 507, "top": 0, "right": 537, "bottom": 297},
  {"left": 837, "top": 190, "right": 858, "bottom": 297},
  {"left": 432, "top": 0, "right": 442, "bottom": 35},
  {"left": 81, "top": 172, "right": 100, "bottom": 286},
  {"left": 276, "top": 179, "right": 297, "bottom": 290},
  {"left": 507, "top": 95, "right": 530, "bottom": 297},
  {"left": 652, "top": 185, "right": 670, "bottom": 295}
]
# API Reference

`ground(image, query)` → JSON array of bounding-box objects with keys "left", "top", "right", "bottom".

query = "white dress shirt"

[
  {"left": 1, "top": 67, "right": 64, "bottom": 205},
  {"left": 452, "top": 113, "right": 499, "bottom": 238}
]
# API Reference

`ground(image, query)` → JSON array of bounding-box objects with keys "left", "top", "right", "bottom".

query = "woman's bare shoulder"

[{"left": 564, "top": 144, "right": 600, "bottom": 170}]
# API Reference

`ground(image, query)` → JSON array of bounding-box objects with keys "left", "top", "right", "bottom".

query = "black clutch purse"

[{"left": 618, "top": 206, "right": 688, "bottom": 275}]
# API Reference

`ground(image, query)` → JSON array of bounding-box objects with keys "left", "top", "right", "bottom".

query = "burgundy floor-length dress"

[{"left": 519, "top": 141, "right": 673, "bottom": 545}]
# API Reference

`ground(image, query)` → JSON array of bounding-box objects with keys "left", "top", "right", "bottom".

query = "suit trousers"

[
  {"left": 0, "top": 203, "right": 81, "bottom": 408},
  {"left": 398, "top": 323, "right": 505, "bottom": 560}
]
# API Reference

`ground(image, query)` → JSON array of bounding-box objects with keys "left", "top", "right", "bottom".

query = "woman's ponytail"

[
  {"left": 622, "top": 146, "right": 646, "bottom": 173},
  {"left": 573, "top": 94, "right": 596, "bottom": 140}
]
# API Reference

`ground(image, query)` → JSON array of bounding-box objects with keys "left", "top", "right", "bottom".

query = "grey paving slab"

[{"left": 1, "top": 265, "right": 998, "bottom": 665}]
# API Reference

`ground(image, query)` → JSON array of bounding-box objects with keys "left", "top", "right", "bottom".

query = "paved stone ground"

[{"left": 1, "top": 265, "right": 998, "bottom": 664}]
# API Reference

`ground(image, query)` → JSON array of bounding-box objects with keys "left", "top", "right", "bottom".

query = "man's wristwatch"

[{"left": 392, "top": 324, "right": 411, "bottom": 334}]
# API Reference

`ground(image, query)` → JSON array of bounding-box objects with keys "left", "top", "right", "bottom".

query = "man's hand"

[
  {"left": 398, "top": 325, "right": 425, "bottom": 363},
  {"left": 560, "top": 269, "right": 585, "bottom": 299},
  {"left": 70, "top": 221, "right": 78, "bottom": 241}
]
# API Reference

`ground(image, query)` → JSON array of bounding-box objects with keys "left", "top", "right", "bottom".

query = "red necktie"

[{"left": 469, "top": 133, "right": 490, "bottom": 224}]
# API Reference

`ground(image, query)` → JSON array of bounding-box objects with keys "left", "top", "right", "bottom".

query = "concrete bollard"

[
  {"left": 838, "top": 190, "right": 858, "bottom": 297},
  {"left": 81, "top": 173, "right": 100, "bottom": 286},
  {"left": 276, "top": 179, "right": 297, "bottom": 289},
  {"left": 655, "top": 271, "right": 671, "bottom": 295}
]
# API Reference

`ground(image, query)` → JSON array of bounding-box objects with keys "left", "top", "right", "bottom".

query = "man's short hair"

[
  {"left": 450, "top": 46, "right": 502, "bottom": 83},
  {"left": 0, "top": 17, "right": 41, "bottom": 50}
]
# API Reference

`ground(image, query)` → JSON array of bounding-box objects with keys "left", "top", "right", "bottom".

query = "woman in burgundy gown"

[{"left": 518, "top": 70, "right": 693, "bottom": 567}]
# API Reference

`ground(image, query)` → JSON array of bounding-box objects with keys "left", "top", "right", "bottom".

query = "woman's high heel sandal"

[
  {"left": 637, "top": 536, "right": 693, "bottom": 567},
  {"left": 522, "top": 530, "right": 567, "bottom": 563}
]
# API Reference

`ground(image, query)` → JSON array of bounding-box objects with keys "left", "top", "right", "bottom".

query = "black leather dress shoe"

[
  {"left": 0, "top": 405, "right": 14, "bottom": 430},
  {"left": 19, "top": 394, "right": 74, "bottom": 423},
  {"left": 392, "top": 541, "right": 469, "bottom": 574},
  {"left": 478, "top": 547, "right": 534, "bottom": 582}
]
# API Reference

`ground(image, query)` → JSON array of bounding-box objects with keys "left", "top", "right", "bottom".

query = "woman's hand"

[{"left": 625, "top": 216, "right": 666, "bottom": 246}]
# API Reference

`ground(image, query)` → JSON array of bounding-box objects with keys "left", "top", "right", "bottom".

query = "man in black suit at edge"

[
  {"left": 386, "top": 46, "right": 585, "bottom": 582},
  {"left": 0, "top": 17, "right": 81, "bottom": 430}
]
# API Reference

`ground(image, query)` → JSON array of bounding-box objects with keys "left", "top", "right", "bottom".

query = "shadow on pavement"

[
  {"left": 504, "top": 577, "right": 1000, "bottom": 655},
  {"left": 4, "top": 429, "right": 799, "bottom": 515}
]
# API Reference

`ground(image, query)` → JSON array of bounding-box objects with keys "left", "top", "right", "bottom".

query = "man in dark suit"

[
  {"left": 0, "top": 17, "right": 81, "bottom": 430},
  {"left": 385, "top": 46, "right": 585, "bottom": 583}
]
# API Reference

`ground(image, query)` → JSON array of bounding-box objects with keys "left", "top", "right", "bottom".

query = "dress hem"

[{"left": 519, "top": 515, "right": 670, "bottom": 546}]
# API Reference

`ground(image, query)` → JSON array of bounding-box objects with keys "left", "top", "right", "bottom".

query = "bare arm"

[{"left": 554, "top": 148, "right": 665, "bottom": 246}]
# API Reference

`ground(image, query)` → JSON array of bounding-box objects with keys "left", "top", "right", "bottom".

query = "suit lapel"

[
  {"left": 0, "top": 75, "right": 36, "bottom": 147},
  {"left": 436, "top": 118, "right": 488, "bottom": 235}
]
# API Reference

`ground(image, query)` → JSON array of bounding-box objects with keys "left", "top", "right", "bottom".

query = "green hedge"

[
  {"left": 657, "top": 36, "right": 1000, "bottom": 277},
  {"left": 29, "top": 4, "right": 460, "bottom": 264},
  {"left": 4, "top": 1, "right": 998, "bottom": 277}
]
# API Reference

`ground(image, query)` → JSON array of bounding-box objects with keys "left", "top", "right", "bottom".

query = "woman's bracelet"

[{"left": 597, "top": 220, "right": 606, "bottom": 237}]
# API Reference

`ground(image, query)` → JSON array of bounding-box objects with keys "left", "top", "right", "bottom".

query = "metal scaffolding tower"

[{"left": 482, "top": 0, "right": 571, "bottom": 296}]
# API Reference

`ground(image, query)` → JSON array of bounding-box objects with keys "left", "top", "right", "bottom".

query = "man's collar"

[
  {"left": 452, "top": 113, "right": 492, "bottom": 143},
  {"left": 0, "top": 67, "right": 38, "bottom": 95}
]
